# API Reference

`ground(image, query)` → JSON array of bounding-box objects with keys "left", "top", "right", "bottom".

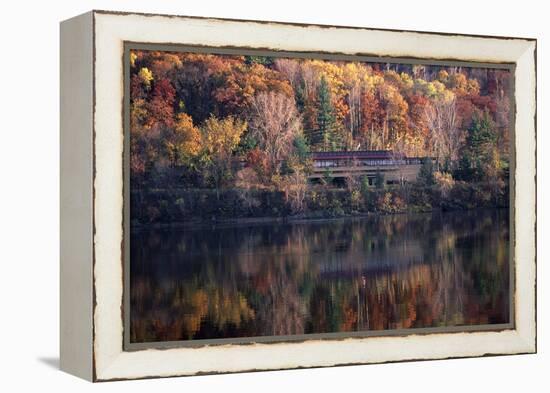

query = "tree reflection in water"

[{"left": 130, "top": 209, "right": 509, "bottom": 343}]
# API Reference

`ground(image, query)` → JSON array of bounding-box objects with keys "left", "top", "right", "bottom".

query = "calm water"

[{"left": 130, "top": 209, "right": 510, "bottom": 343}]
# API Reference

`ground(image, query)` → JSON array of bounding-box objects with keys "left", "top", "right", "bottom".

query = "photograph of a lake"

[
  {"left": 127, "top": 49, "right": 513, "bottom": 345},
  {"left": 130, "top": 209, "right": 510, "bottom": 343}
]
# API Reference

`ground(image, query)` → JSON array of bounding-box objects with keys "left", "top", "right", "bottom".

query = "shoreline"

[{"left": 130, "top": 205, "right": 509, "bottom": 232}]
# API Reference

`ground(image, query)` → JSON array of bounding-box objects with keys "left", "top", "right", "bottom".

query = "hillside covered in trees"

[{"left": 129, "top": 50, "right": 511, "bottom": 225}]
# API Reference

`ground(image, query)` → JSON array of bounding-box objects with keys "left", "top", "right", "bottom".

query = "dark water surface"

[{"left": 130, "top": 209, "right": 510, "bottom": 343}]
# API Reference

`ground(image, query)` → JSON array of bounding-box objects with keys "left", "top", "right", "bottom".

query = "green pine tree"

[
  {"left": 418, "top": 158, "right": 435, "bottom": 186},
  {"left": 244, "top": 55, "right": 274, "bottom": 66},
  {"left": 293, "top": 134, "right": 310, "bottom": 162},
  {"left": 375, "top": 171, "right": 385, "bottom": 189},
  {"left": 461, "top": 110, "right": 497, "bottom": 181},
  {"left": 317, "top": 76, "right": 337, "bottom": 151},
  {"left": 468, "top": 110, "right": 496, "bottom": 155}
]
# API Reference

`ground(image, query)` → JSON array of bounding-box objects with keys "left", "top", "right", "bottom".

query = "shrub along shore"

[{"left": 130, "top": 179, "right": 509, "bottom": 228}]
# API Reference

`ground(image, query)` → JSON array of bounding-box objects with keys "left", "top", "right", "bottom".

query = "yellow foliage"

[
  {"left": 383, "top": 70, "right": 402, "bottom": 88},
  {"left": 379, "top": 84, "right": 409, "bottom": 119},
  {"left": 174, "top": 113, "right": 201, "bottom": 156},
  {"left": 467, "top": 79, "right": 480, "bottom": 95},
  {"left": 162, "top": 53, "right": 182, "bottom": 68},
  {"left": 434, "top": 171, "right": 455, "bottom": 198},
  {"left": 308, "top": 60, "right": 346, "bottom": 98},
  {"left": 447, "top": 73, "right": 480, "bottom": 95},
  {"left": 341, "top": 62, "right": 370, "bottom": 89},
  {"left": 138, "top": 67, "right": 154, "bottom": 88},
  {"left": 437, "top": 70, "right": 449, "bottom": 83},
  {"left": 130, "top": 98, "right": 149, "bottom": 127},
  {"left": 202, "top": 116, "right": 247, "bottom": 157},
  {"left": 130, "top": 52, "right": 137, "bottom": 68},
  {"left": 430, "top": 81, "right": 447, "bottom": 97},
  {"left": 441, "top": 89, "right": 456, "bottom": 102},
  {"left": 399, "top": 72, "right": 414, "bottom": 91},
  {"left": 164, "top": 113, "right": 202, "bottom": 165}
]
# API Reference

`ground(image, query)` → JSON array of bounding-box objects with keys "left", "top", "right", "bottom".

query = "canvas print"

[{"left": 127, "top": 48, "right": 512, "bottom": 345}]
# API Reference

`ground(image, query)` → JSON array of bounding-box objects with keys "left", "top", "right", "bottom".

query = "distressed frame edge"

[
  {"left": 90, "top": 11, "right": 537, "bottom": 381},
  {"left": 90, "top": 9, "right": 537, "bottom": 42},
  {"left": 59, "top": 11, "right": 95, "bottom": 382},
  {"left": 512, "top": 40, "right": 537, "bottom": 354}
]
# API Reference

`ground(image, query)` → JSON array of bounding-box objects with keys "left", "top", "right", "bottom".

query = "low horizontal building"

[{"left": 309, "top": 150, "right": 424, "bottom": 186}]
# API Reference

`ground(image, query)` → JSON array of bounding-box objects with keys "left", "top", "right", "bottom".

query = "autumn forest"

[{"left": 129, "top": 49, "right": 511, "bottom": 225}]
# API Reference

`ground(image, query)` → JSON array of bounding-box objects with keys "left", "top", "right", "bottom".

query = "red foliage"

[
  {"left": 147, "top": 78, "right": 176, "bottom": 127},
  {"left": 470, "top": 95, "right": 497, "bottom": 118},
  {"left": 246, "top": 148, "right": 270, "bottom": 179},
  {"left": 456, "top": 96, "right": 475, "bottom": 128},
  {"left": 407, "top": 94, "right": 430, "bottom": 137},
  {"left": 130, "top": 74, "right": 146, "bottom": 100},
  {"left": 360, "top": 90, "right": 385, "bottom": 136}
]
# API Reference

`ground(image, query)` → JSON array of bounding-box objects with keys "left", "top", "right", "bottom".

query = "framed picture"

[{"left": 60, "top": 10, "right": 537, "bottom": 381}]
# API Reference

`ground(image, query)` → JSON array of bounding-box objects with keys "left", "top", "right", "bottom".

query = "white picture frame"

[{"left": 60, "top": 10, "right": 536, "bottom": 381}]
